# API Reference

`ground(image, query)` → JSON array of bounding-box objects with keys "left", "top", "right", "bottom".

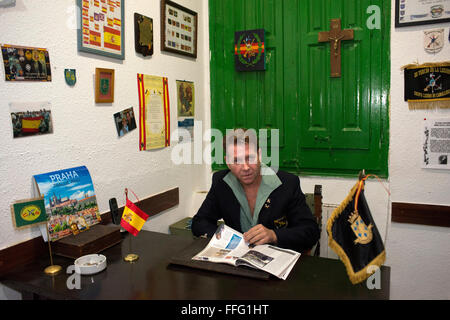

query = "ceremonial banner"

[
  {"left": 137, "top": 74, "right": 170, "bottom": 150},
  {"left": 327, "top": 177, "right": 386, "bottom": 284},
  {"left": 120, "top": 199, "right": 149, "bottom": 236},
  {"left": 403, "top": 62, "right": 450, "bottom": 109},
  {"left": 77, "top": 0, "right": 125, "bottom": 60}
]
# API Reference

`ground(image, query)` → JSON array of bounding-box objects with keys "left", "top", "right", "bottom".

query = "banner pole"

[{"left": 44, "top": 223, "right": 62, "bottom": 275}]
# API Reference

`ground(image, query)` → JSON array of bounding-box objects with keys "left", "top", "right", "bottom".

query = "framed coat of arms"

[
  {"left": 134, "top": 13, "right": 153, "bottom": 57},
  {"left": 234, "top": 29, "right": 266, "bottom": 72}
]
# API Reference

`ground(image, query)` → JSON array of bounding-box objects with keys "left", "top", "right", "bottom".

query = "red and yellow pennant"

[
  {"left": 104, "top": 26, "right": 121, "bottom": 51},
  {"left": 89, "top": 30, "right": 101, "bottom": 47},
  {"left": 234, "top": 43, "right": 265, "bottom": 55},
  {"left": 120, "top": 190, "right": 149, "bottom": 236},
  {"left": 22, "top": 116, "right": 42, "bottom": 133}
]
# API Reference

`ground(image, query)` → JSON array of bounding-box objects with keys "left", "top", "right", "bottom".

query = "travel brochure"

[{"left": 33, "top": 166, "right": 101, "bottom": 241}]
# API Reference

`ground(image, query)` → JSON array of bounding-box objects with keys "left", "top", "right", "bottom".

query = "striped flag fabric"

[
  {"left": 120, "top": 198, "right": 149, "bottom": 236},
  {"left": 104, "top": 26, "right": 121, "bottom": 51},
  {"left": 22, "top": 116, "right": 42, "bottom": 133}
]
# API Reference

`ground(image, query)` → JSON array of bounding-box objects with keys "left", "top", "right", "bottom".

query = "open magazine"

[{"left": 192, "top": 224, "right": 301, "bottom": 280}]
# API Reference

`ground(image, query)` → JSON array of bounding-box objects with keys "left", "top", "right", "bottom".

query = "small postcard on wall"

[
  {"left": 1, "top": 44, "right": 51, "bottom": 81},
  {"left": 114, "top": 107, "right": 137, "bottom": 137},
  {"left": 423, "top": 118, "right": 450, "bottom": 169},
  {"left": 10, "top": 101, "right": 53, "bottom": 139}
]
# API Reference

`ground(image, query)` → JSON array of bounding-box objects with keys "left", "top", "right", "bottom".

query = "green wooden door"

[{"left": 209, "top": 0, "right": 390, "bottom": 177}]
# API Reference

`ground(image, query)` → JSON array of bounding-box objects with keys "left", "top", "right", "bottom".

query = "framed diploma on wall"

[
  {"left": 395, "top": 0, "right": 450, "bottom": 27},
  {"left": 160, "top": 0, "right": 198, "bottom": 58}
]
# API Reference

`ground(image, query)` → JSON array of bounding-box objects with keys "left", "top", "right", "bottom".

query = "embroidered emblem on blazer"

[{"left": 273, "top": 216, "right": 288, "bottom": 229}]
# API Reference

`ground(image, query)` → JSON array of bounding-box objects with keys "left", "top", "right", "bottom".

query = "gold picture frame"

[{"left": 95, "top": 68, "right": 115, "bottom": 103}]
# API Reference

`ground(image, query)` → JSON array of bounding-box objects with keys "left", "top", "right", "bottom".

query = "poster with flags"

[
  {"left": 77, "top": 0, "right": 124, "bottom": 60},
  {"left": 327, "top": 176, "right": 386, "bottom": 284}
]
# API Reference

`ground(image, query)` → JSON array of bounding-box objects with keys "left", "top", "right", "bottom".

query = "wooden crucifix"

[{"left": 318, "top": 18, "right": 354, "bottom": 78}]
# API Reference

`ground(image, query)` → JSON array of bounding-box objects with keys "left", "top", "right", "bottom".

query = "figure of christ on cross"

[{"left": 318, "top": 18, "right": 354, "bottom": 78}]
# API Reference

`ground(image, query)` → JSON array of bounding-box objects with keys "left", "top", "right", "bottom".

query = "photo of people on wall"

[{"left": 113, "top": 107, "right": 137, "bottom": 137}]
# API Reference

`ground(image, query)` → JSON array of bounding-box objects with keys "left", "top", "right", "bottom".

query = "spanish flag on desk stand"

[
  {"left": 121, "top": 189, "right": 149, "bottom": 262},
  {"left": 327, "top": 173, "right": 387, "bottom": 284}
]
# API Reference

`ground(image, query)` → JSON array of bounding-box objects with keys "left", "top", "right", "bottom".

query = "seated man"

[{"left": 192, "top": 129, "right": 320, "bottom": 253}]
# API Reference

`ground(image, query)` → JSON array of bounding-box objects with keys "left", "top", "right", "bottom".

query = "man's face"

[{"left": 226, "top": 142, "right": 261, "bottom": 186}]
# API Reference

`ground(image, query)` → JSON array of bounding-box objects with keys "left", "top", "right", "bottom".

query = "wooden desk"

[{"left": 0, "top": 230, "right": 390, "bottom": 300}]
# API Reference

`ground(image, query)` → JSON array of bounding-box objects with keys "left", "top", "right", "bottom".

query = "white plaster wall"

[
  {"left": 386, "top": 0, "right": 450, "bottom": 300},
  {"left": 0, "top": 0, "right": 210, "bottom": 298}
]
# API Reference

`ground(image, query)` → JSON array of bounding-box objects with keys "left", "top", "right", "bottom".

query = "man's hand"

[{"left": 243, "top": 224, "right": 277, "bottom": 246}]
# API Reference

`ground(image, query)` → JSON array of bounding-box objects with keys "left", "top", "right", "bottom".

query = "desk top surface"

[{"left": 1, "top": 230, "right": 390, "bottom": 300}]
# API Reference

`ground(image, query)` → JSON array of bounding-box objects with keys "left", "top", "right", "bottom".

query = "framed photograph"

[
  {"left": 77, "top": 0, "right": 125, "bottom": 60},
  {"left": 176, "top": 80, "right": 195, "bottom": 117},
  {"left": 1, "top": 44, "right": 51, "bottom": 81},
  {"left": 95, "top": 68, "right": 115, "bottom": 103},
  {"left": 134, "top": 13, "right": 153, "bottom": 57},
  {"left": 114, "top": 107, "right": 137, "bottom": 137},
  {"left": 10, "top": 101, "right": 53, "bottom": 139},
  {"left": 161, "top": 0, "right": 198, "bottom": 58},
  {"left": 395, "top": 0, "right": 450, "bottom": 28}
]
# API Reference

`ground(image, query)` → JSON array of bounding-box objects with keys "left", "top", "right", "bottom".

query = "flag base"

[
  {"left": 124, "top": 253, "right": 139, "bottom": 262},
  {"left": 44, "top": 265, "right": 62, "bottom": 276}
]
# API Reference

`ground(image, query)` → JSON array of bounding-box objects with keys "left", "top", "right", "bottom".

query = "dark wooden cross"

[{"left": 318, "top": 19, "right": 354, "bottom": 78}]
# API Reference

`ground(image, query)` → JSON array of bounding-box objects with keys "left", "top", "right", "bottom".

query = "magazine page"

[
  {"left": 236, "top": 244, "right": 300, "bottom": 280},
  {"left": 192, "top": 224, "right": 250, "bottom": 265}
]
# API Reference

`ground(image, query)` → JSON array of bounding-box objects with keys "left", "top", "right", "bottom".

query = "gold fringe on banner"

[
  {"left": 400, "top": 61, "right": 450, "bottom": 70},
  {"left": 402, "top": 61, "right": 450, "bottom": 110},
  {"left": 408, "top": 99, "right": 450, "bottom": 110},
  {"left": 327, "top": 181, "right": 386, "bottom": 285}
]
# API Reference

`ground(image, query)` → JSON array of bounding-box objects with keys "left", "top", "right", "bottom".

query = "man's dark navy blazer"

[{"left": 192, "top": 169, "right": 320, "bottom": 252}]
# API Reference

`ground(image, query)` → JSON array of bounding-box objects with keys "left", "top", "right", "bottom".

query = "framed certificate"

[
  {"left": 77, "top": 0, "right": 125, "bottom": 60},
  {"left": 395, "top": 0, "right": 450, "bottom": 27},
  {"left": 161, "top": 0, "right": 198, "bottom": 58}
]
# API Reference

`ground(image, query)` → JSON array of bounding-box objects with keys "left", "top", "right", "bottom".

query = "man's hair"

[{"left": 223, "top": 128, "right": 259, "bottom": 154}]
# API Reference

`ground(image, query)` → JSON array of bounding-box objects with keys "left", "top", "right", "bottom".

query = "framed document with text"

[
  {"left": 395, "top": 0, "right": 450, "bottom": 27},
  {"left": 161, "top": 0, "right": 198, "bottom": 58}
]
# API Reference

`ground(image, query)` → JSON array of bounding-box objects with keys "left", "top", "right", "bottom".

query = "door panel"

[{"left": 209, "top": 0, "right": 390, "bottom": 177}]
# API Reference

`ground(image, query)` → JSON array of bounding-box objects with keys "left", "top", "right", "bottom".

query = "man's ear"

[{"left": 224, "top": 155, "right": 231, "bottom": 170}]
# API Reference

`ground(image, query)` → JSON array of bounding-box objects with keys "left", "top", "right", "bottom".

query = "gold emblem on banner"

[{"left": 348, "top": 211, "right": 373, "bottom": 245}]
